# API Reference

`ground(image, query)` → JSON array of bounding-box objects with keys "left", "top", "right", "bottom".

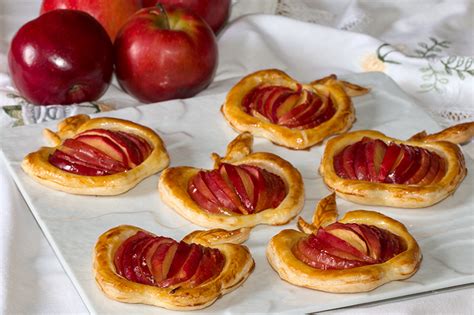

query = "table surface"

[{"left": 1, "top": 1, "right": 473, "bottom": 314}]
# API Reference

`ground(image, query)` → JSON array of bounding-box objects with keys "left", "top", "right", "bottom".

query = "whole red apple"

[
  {"left": 114, "top": 6, "right": 218, "bottom": 103},
  {"left": 40, "top": 0, "right": 142, "bottom": 40},
  {"left": 142, "top": 0, "right": 231, "bottom": 34},
  {"left": 8, "top": 10, "right": 114, "bottom": 105}
]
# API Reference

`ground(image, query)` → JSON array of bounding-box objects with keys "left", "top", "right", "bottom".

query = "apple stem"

[{"left": 150, "top": 4, "right": 170, "bottom": 30}]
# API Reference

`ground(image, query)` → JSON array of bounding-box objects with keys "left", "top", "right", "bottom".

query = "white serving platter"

[{"left": 1, "top": 72, "right": 473, "bottom": 314}]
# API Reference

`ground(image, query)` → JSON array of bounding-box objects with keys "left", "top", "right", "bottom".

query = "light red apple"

[
  {"left": 40, "top": 0, "right": 142, "bottom": 40},
  {"left": 142, "top": 0, "right": 231, "bottom": 34},
  {"left": 114, "top": 6, "right": 218, "bottom": 103}
]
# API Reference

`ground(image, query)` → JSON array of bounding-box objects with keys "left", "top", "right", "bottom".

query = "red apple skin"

[
  {"left": 8, "top": 10, "right": 113, "bottom": 105},
  {"left": 142, "top": 0, "right": 231, "bottom": 34},
  {"left": 114, "top": 6, "right": 218, "bottom": 103},
  {"left": 40, "top": 0, "right": 142, "bottom": 40}
]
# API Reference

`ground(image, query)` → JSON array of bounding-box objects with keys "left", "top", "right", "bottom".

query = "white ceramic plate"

[{"left": 1, "top": 72, "right": 473, "bottom": 314}]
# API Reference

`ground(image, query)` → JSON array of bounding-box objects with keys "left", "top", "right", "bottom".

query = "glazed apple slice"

[
  {"left": 49, "top": 150, "right": 110, "bottom": 176},
  {"left": 221, "top": 163, "right": 256, "bottom": 212},
  {"left": 346, "top": 224, "right": 382, "bottom": 261},
  {"left": 262, "top": 87, "right": 293, "bottom": 119},
  {"left": 293, "top": 235, "right": 369, "bottom": 270},
  {"left": 313, "top": 228, "right": 374, "bottom": 262},
  {"left": 116, "top": 232, "right": 154, "bottom": 282},
  {"left": 184, "top": 247, "right": 225, "bottom": 288},
  {"left": 325, "top": 222, "right": 368, "bottom": 255},
  {"left": 158, "top": 243, "right": 203, "bottom": 287},
  {"left": 333, "top": 150, "right": 348, "bottom": 179},
  {"left": 60, "top": 138, "right": 129, "bottom": 172},
  {"left": 365, "top": 139, "right": 387, "bottom": 181},
  {"left": 76, "top": 129, "right": 142, "bottom": 167},
  {"left": 150, "top": 241, "right": 179, "bottom": 284},
  {"left": 204, "top": 170, "right": 244, "bottom": 214},
  {"left": 341, "top": 143, "right": 358, "bottom": 180},
  {"left": 271, "top": 91, "right": 301, "bottom": 122},
  {"left": 378, "top": 142, "right": 402, "bottom": 182},
  {"left": 353, "top": 139, "right": 369, "bottom": 181},
  {"left": 404, "top": 148, "right": 431, "bottom": 184}
]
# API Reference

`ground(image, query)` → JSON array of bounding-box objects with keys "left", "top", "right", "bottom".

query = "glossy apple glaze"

[
  {"left": 49, "top": 129, "right": 152, "bottom": 176},
  {"left": 293, "top": 222, "right": 406, "bottom": 270},
  {"left": 114, "top": 231, "right": 224, "bottom": 288},
  {"left": 241, "top": 84, "right": 336, "bottom": 130},
  {"left": 188, "top": 163, "right": 287, "bottom": 215},
  {"left": 333, "top": 137, "right": 446, "bottom": 184}
]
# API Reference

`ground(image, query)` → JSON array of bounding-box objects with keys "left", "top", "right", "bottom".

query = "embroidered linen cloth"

[{"left": 1, "top": 0, "right": 473, "bottom": 313}]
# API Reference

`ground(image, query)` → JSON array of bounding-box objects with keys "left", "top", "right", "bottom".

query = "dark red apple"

[
  {"left": 142, "top": 0, "right": 231, "bottom": 34},
  {"left": 8, "top": 10, "right": 113, "bottom": 105},
  {"left": 40, "top": 0, "right": 142, "bottom": 40},
  {"left": 114, "top": 6, "right": 218, "bottom": 103}
]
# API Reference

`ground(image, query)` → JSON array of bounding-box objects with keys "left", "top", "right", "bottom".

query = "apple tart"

[
  {"left": 221, "top": 69, "right": 369, "bottom": 150},
  {"left": 319, "top": 122, "right": 473, "bottom": 208},
  {"left": 159, "top": 132, "right": 305, "bottom": 229},
  {"left": 94, "top": 225, "right": 254, "bottom": 310},
  {"left": 22, "top": 114, "right": 169, "bottom": 195},
  {"left": 266, "top": 193, "right": 421, "bottom": 293}
]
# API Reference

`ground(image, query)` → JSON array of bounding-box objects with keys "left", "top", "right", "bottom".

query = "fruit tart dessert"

[
  {"left": 320, "top": 122, "right": 474, "bottom": 208},
  {"left": 94, "top": 225, "right": 254, "bottom": 310},
  {"left": 266, "top": 193, "right": 421, "bottom": 292},
  {"left": 22, "top": 114, "right": 169, "bottom": 195},
  {"left": 221, "top": 69, "right": 369, "bottom": 150},
  {"left": 159, "top": 132, "right": 304, "bottom": 229}
]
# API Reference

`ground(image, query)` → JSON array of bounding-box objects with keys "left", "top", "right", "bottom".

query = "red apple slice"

[
  {"left": 278, "top": 92, "right": 320, "bottom": 128},
  {"left": 221, "top": 164, "right": 255, "bottom": 213},
  {"left": 272, "top": 91, "right": 300, "bottom": 122},
  {"left": 201, "top": 171, "right": 241, "bottom": 214},
  {"left": 185, "top": 247, "right": 224, "bottom": 288},
  {"left": 262, "top": 87, "right": 293, "bottom": 119},
  {"left": 333, "top": 150, "right": 348, "bottom": 179},
  {"left": 158, "top": 243, "right": 203, "bottom": 287},
  {"left": 293, "top": 235, "right": 369, "bottom": 270},
  {"left": 218, "top": 165, "right": 248, "bottom": 214},
  {"left": 254, "top": 86, "right": 279, "bottom": 117},
  {"left": 386, "top": 144, "right": 415, "bottom": 183},
  {"left": 188, "top": 179, "right": 227, "bottom": 215},
  {"left": 396, "top": 146, "right": 422, "bottom": 184},
  {"left": 313, "top": 228, "right": 374, "bottom": 262},
  {"left": 366, "top": 139, "right": 387, "bottom": 182},
  {"left": 61, "top": 138, "right": 129, "bottom": 172},
  {"left": 150, "top": 241, "right": 179, "bottom": 284},
  {"left": 353, "top": 139, "right": 369, "bottom": 181},
  {"left": 76, "top": 129, "right": 142, "bottom": 168},
  {"left": 325, "top": 222, "right": 369, "bottom": 255},
  {"left": 344, "top": 224, "right": 382, "bottom": 261},
  {"left": 117, "top": 131, "right": 152, "bottom": 162},
  {"left": 341, "top": 143, "right": 358, "bottom": 180},
  {"left": 240, "top": 165, "right": 269, "bottom": 212},
  {"left": 378, "top": 142, "right": 402, "bottom": 182},
  {"left": 142, "top": 237, "right": 174, "bottom": 284},
  {"left": 49, "top": 150, "right": 110, "bottom": 176},
  {"left": 418, "top": 150, "right": 440, "bottom": 185},
  {"left": 404, "top": 148, "right": 430, "bottom": 184},
  {"left": 118, "top": 232, "right": 154, "bottom": 282},
  {"left": 131, "top": 237, "right": 160, "bottom": 285},
  {"left": 241, "top": 86, "right": 262, "bottom": 112}
]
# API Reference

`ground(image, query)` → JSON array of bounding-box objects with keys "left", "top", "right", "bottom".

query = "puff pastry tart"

[
  {"left": 94, "top": 225, "right": 254, "bottom": 310},
  {"left": 221, "top": 69, "right": 369, "bottom": 150},
  {"left": 22, "top": 114, "right": 169, "bottom": 195},
  {"left": 159, "top": 132, "right": 305, "bottom": 229},
  {"left": 266, "top": 193, "right": 421, "bottom": 293},
  {"left": 319, "top": 122, "right": 474, "bottom": 208}
]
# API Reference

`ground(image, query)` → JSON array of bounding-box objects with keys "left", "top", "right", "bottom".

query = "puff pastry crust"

[
  {"left": 221, "top": 69, "right": 369, "bottom": 150},
  {"left": 266, "top": 194, "right": 422, "bottom": 293},
  {"left": 159, "top": 132, "right": 305, "bottom": 229},
  {"left": 93, "top": 225, "right": 254, "bottom": 310},
  {"left": 319, "top": 124, "right": 472, "bottom": 208},
  {"left": 22, "top": 114, "right": 169, "bottom": 195}
]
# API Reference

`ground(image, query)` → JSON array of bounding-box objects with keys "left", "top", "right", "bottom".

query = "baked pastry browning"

[
  {"left": 22, "top": 114, "right": 169, "bottom": 195},
  {"left": 159, "top": 132, "right": 305, "bottom": 229},
  {"left": 221, "top": 69, "right": 369, "bottom": 150},
  {"left": 93, "top": 225, "right": 254, "bottom": 310},
  {"left": 319, "top": 122, "right": 473, "bottom": 208},
  {"left": 266, "top": 193, "right": 421, "bottom": 293}
]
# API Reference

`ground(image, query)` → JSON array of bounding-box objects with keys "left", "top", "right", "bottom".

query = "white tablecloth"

[{"left": 1, "top": 0, "right": 473, "bottom": 313}]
